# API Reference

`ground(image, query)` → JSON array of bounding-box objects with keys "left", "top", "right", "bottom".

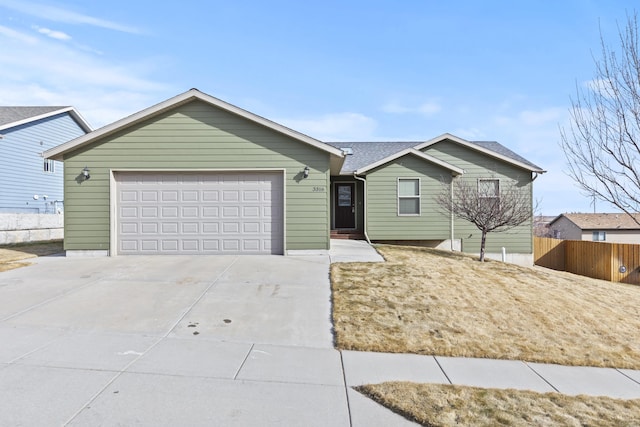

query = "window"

[
  {"left": 592, "top": 231, "right": 606, "bottom": 241},
  {"left": 398, "top": 178, "right": 420, "bottom": 215},
  {"left": 478, "top": 178, "right": 499, "bottom": 210},
  {"left": 43, "top": 159, "right": 55, "bottom": 173}
]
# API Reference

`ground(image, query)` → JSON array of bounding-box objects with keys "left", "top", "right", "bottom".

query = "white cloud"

[
  {"left": 0, "top": 25, "right": 170, "bottom": 128},
  {"left": 382, "top": 100, "right": 442, "bottom": 117},
  {"left": 280, "top": 112, "right": 377, "bottom": 141},
  {"left": 0, "top": 0, "right": 142, "bottom": 34},
  {"left": 0, "top": 23, "right": 37, "bottom": 43},
  {"left": 34, "top": 26, "right": 71, "bottom": 40}
]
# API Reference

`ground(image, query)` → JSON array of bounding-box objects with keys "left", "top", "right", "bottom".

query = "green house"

[{"left": 44, "top": 89, "right": 545, "bottom": 264}]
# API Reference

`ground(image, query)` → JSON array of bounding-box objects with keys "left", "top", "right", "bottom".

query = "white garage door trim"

[{"left": 109, "top": 169, "right": 286, "bottom": 255}]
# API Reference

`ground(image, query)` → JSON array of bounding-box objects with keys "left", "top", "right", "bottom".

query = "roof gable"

[
  {"left": 550, "top": 213, "right": 640, "bottom": 230},
  {"left": 416, "top": 133, "right": 545, "bottom": 173},
  {"left": 355, "top": 148, "right": 464, "bottom": 175},
  {"left": 0, "top": 106, "right": 91, "bottom": 133},
  {"left": 43, "top": 89, "right": 344, "bottom": 161}
]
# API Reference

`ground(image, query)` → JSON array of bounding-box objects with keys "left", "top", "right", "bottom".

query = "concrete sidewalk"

[{"left": 342, "top": 350, "right": 640, "bottom": 400}]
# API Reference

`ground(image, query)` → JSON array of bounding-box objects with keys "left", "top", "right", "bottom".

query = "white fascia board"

[
  {"left": 356, "top": 148, "right": 464, "bottom": 175},
  {"left": 415, "top": 133, "right": 546, "bottom": 173},
  {"left": 0, "top": 107, "right": 91, "bottom": 133},
  {"left": 44, "top": 89, "right": 344, "bottom": 160}
]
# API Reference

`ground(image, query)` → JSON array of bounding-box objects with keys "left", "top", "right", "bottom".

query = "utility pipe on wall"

[
  {"left": 353, "top": 172, "right": 372, "bottom": 244},
  {"left": 450, "top": 174, "right": 456, "bottom": 251}
]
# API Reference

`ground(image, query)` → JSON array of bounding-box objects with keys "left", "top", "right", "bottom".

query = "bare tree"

[
  {"left": 436, "top": 178, "right": 534, "bottom": 262},
  {"left": 561, "top": 13, "right": 640, "bottom": 223}
]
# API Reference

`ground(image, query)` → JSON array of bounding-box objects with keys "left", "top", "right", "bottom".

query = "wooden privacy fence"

[{"left": 534, "top": 237, "right": 640, "bottom": 284}]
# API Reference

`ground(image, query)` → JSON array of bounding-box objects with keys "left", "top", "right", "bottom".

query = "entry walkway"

[{"left": 329, "top": 239, "right": 384, "bottom": 263}]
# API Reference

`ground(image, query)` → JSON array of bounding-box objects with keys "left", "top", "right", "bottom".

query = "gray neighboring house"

[
  {"left": 0, "top": 106, "right": 92, "bottom": 213},
  {"left": 44, "top": 89, "right": 544, "bottom": 264},
  {"left": 549, "top": 213, "right": 640, "bottom": 243}
]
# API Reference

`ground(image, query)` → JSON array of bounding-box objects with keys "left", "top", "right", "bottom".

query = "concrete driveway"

[{"left": 0, "top": 252, "right": 411, "bottom": 426}]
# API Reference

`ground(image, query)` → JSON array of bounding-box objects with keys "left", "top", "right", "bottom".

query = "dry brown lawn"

[
  {"left": 0, "top": 241, "right": 63, "bottom": 272},
  {"left": 331, "top": 245, "right": 640, "bottom": 369},
  {"left": 357, "top": 382, "right": 640, "bottom": 427}
]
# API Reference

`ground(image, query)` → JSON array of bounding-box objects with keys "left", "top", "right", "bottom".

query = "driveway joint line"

[
  {"left": 617, "top": 368, "right": 640, "bottom": 386},
  {"left": 339, "top": 350, "right": 354, "bottom": 427},
  {"left": 0, "top": 278, "right": 104, "bottom": 323},
  {"left": 524, "top": 361, "right": 560, "bottom": 393},
  {"left": 233, "top": 343, "right": 254, "bottom": 380},
  {"left": 7, "top": 337, "right": 63, "bottom": 364},
  {"left": 433, "top": 356, "right": 453, "bottom": 385}
]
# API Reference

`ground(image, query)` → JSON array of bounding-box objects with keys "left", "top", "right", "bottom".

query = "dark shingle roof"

[
  {"left": 327, "top": 139, "right": 543, "bottom": 174},
  {"left": 327, "top": 141, "right": 419, "bottom": 173},
  {"left": 0, "top": 106, "right": 69, "bottom": 128},
  {"left": 472, "top": 141, "right": 543, "bottom": 171}
]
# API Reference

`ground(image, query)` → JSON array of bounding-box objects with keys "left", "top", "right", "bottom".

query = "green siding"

[
  {"left": 63, "top": 100, "right": 331, "bottom": 252},
  {"left": 366, "top": 155, "right": 453, "bottom": 240},
  {"left": 423, "top": 140, "right": 534, "bottom": 254}
]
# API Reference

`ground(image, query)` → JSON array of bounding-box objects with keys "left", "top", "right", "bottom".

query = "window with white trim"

[
  {"left": 592, "top": 231, "right": 606, "bottom": 241},
  {"left": 398, "top": 178, "right": 420, "bottom": 215},
  {"left": 43, "top": 159, "right": 55, "bottom": 173},
  {"left": 478, "top": 178, "right": 499, "bottom": 210}
]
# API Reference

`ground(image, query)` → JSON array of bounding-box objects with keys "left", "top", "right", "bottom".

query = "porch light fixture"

[
  {"left": 82, "top": 166, "right": 91, "bottom": 181},
  {"left": 303, "top": 166, "right": 310, "bottom": 178}
]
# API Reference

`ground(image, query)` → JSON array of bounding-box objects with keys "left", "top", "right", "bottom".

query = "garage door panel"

[
  {"left": 162, "top": 191, "right": 178, "bottom": 202},
  {"left": 141, "top": 240, "right": 158, "bottom": 251},
  {"left": 141, "top": 191, "right": 158, "bottom": 202},
  {"left": 141, "top": 223, "right": 158, "bottom": 234},
  {"left": 162, "top": 240, "right": 178, "bottom": 251},
  {"left": 116, "top": 172, "right": 283, "bottom": 255},
  {"left": 182, "top": 190, "right": 199, "bottom": 202}
]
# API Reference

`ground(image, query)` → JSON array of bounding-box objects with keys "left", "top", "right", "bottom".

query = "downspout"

[
  {"left": 450, "top": 174, "right": 455, "bottom": 251},
  {"left": 353, "top": 172, "right": 372, "bottom": 244}
]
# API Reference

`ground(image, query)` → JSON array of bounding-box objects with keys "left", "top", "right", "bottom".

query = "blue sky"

[{"left": 0, "top": 0, "right": 635, "bottom": 215}]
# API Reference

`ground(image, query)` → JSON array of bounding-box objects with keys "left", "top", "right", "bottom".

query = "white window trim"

[
  {"left": 592, "top": 230, "right": 606, "bottom": 241},
  {"left": 397, "top": 177, "right": 421, "bottom": 216},
  {"left": 43, "top": 159, "right": 55, "bottom": 173}
]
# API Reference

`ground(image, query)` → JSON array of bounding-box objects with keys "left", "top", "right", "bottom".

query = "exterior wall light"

[
  {"left": 303, "top": 166, "right": 310, "bottom": 178},
  {"left": 82, "top": 166, "right": 91, "bottom": 181}
]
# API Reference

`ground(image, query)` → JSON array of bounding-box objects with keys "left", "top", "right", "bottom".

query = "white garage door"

[{"left": 116, "top": 172, "right": 283, "bottom": 255}]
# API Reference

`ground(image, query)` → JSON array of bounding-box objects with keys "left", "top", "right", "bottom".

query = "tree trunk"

[{"left": 479, "top": 229, "right": 488, "bottom": 262}]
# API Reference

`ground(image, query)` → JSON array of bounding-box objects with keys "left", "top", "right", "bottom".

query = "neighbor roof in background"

[
  {"left": 0, "top": 106, "right": 92, "bottom": 133},
  {"left": 551, "top": 213, "right": 640, "bottom": 229}
]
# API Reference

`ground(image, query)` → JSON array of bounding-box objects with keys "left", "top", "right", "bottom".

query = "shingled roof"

[
  {"left": 551, "top": 213, "right": 640, "bottom": 230},
  {"left": 0, "top": 106, "right": 92, "bottom": 133},
  {"left": 0, "top": 107, "right": 67, "bottom": 127},
  {"left": 327, "top": 139, "right": 543, "bottom": 175}
]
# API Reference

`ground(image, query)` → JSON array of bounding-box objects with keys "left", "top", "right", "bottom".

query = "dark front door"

[{"left": 335, "top": 183, "right": 355, "bottom": 229}]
